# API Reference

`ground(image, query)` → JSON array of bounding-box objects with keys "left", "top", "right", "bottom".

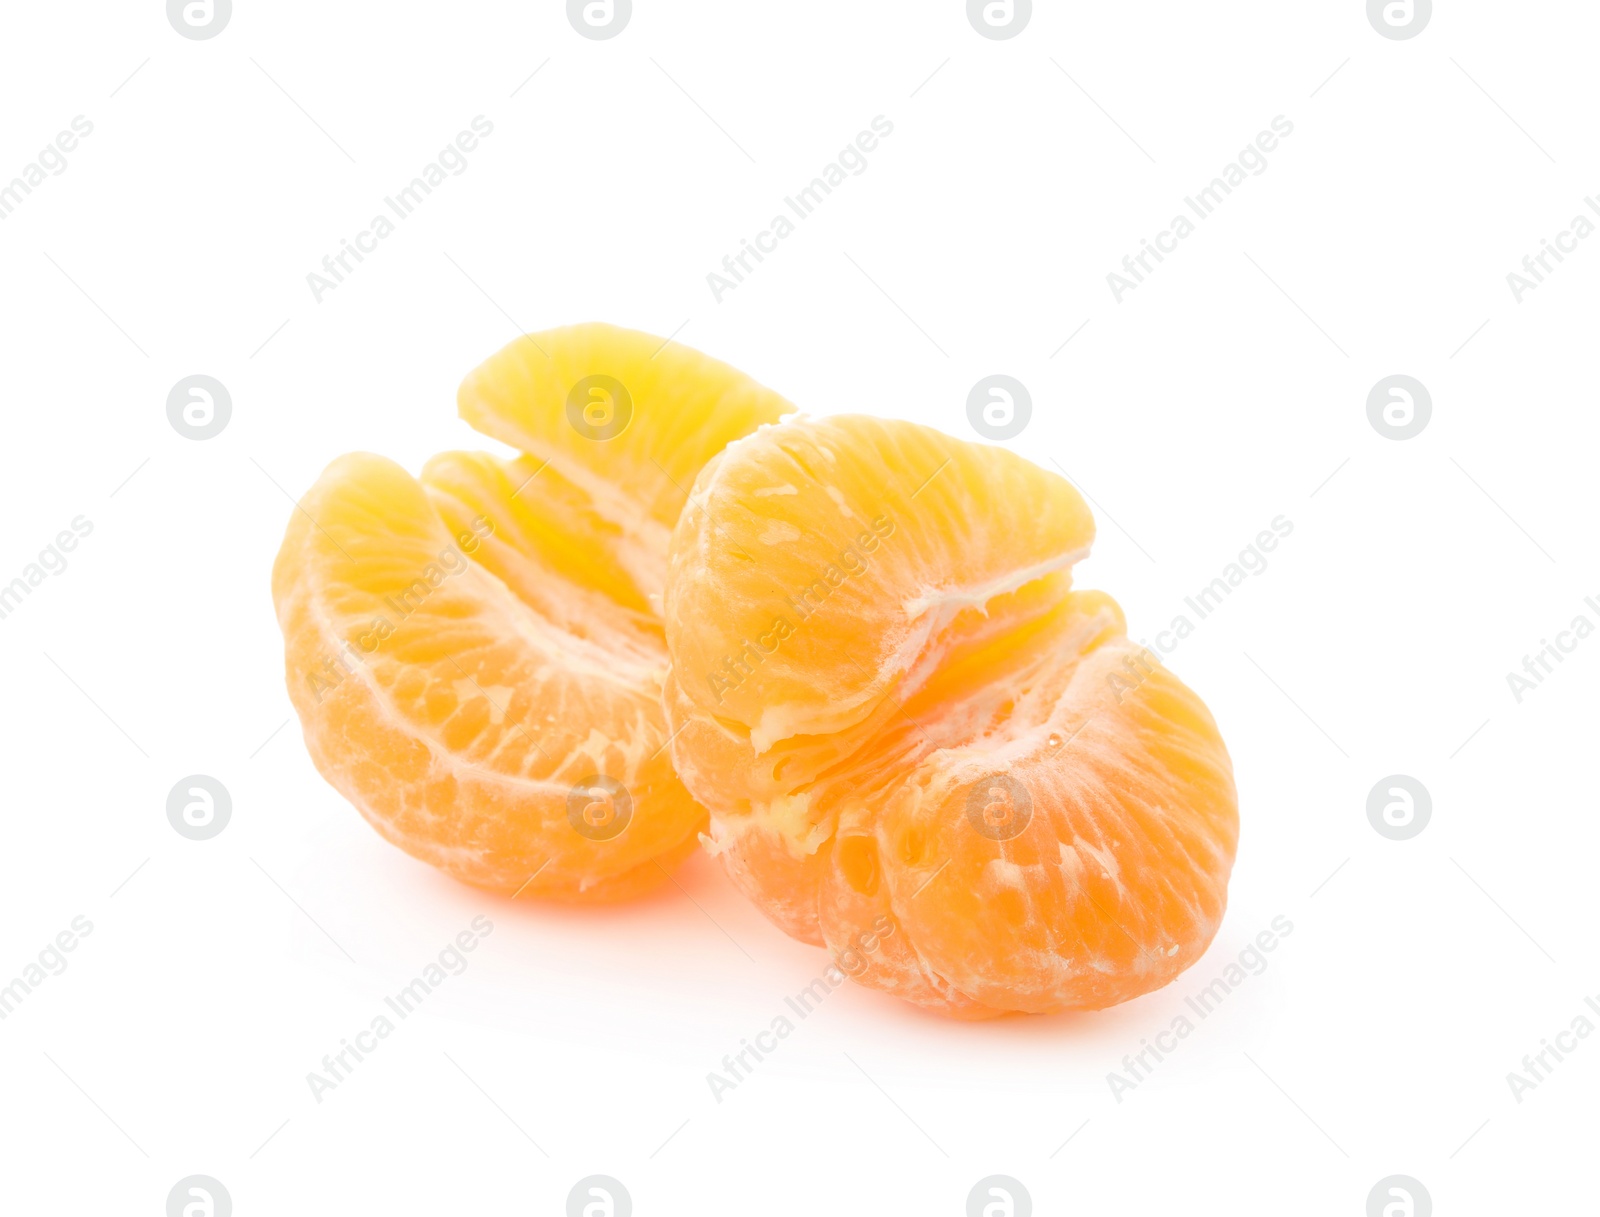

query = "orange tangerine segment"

[
  {"left": 272, "top": 324, "right": 792, "bottom": 898},
  {"left": 828, "top": 628, "right": 1237, "bottom": 1016},
  {"left": 272, "top": 450, "right": 699, "bottom": 899},
  {"left": 663, "top": 415, "right": 1238, "bottom": 1015},
  {"left": 665, "top": 414, "right": 1096, "bottom": 753}
]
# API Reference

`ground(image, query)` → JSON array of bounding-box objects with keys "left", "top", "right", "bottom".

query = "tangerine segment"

[
  {"left": 666, "top": 414, "right": 1096, "bottom": 753},
  {"left": 273, "top": 451, "right": 702, "bottom": 898},
  {"left": 458, "top": 321, "right": 795, "bottom": 547},
  {"left": 662, "top": 416, "right": 1238, "bottom": 1016},
  {"left": 272, "top": 324, "right": 791, "bottom": 898}
]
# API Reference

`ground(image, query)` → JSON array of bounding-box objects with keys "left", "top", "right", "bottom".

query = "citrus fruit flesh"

[
  {"left": 662, "top": 415, "right": 1238, "bottom": 1015},
  {"left": 270, "top": 324, "right": 792, "bottom": 898}
]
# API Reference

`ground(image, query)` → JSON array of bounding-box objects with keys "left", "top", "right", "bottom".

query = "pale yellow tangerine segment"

[{"left": 457, "top": 321, "right": 796, "bottom": 539}]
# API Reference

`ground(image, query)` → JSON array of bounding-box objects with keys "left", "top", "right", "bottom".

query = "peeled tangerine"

[
  {"left": 663, "top": 415, "right": 1238, "bottom": 1016},
  {"left": 270, "top": 324, "right": 792, "bottom": 898}
]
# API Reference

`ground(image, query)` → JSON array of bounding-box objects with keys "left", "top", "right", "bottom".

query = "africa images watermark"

[
  {"left": 305, "top": 513, "right": 494, "bottom": 702},
  {"left": 1505, "top": 195, "right": 1600, "bottom": 303},
  {"left": 306, "top": 916, "right": 494, "bottom": 1103},
  {"left": 706, "top": 916, "right": 895, "bottom": 1103},
  {"left": 1106, "top": 115, "right": 1295, "bottom": 303},
  {"left": 306, "top": 116, "right": 496, "bottom": 302},
  {"left": 1504, "top": 987, "right": 1600, "bottom": 1104},
  {"left": 0, "top": 115, "right": 94, "bottom": 222},
  {"left": 1106, "top": 915, "right": 1295, "bottom": 1103},
  {"left": 1106, "top": 515, "right": 1293, "bottom": 702},
  {"left": 0, "top": 516, "right": 94, "bottom": 623},
  {"left": 705, "top": 509, "right": 897, "bottom": 704},
  {"left": 706, "top": 115, "right": 895, "bottom": 303},
  {"left": 1503, "top": 594, "right": 1598, "bottom": 703},
  {"left": 0, "top": 915, "right": 95, "bottom": 1022}
]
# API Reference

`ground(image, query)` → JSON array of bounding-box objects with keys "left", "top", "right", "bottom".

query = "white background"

[{"left": 1, "top": 1, "right": 1595, "bottom": 1213}]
